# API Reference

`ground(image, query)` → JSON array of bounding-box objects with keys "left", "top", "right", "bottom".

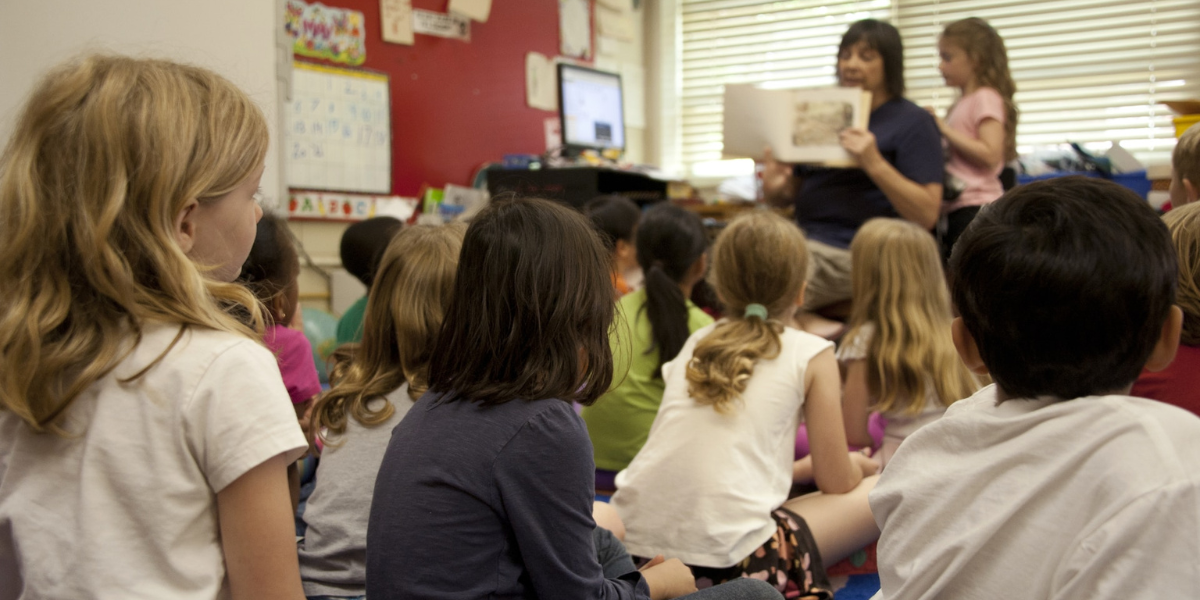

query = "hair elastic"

[{"left": 743, "top": 303, "right": 769, "bottom": 320}]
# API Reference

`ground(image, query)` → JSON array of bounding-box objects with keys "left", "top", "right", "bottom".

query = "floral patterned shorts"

[{"left": 687, "top": 507, "right": 833, "bottom": 600}]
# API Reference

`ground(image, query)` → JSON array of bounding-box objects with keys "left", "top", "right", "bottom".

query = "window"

[
  {"left": 679, "top": 0, "right": 892, "bottom": 178},
  {"left": 899, "top": 0, "right": 1200, "bottom": 166},
  {"left": 675, "top": 0, "right": 1200, "bottom": 176}
]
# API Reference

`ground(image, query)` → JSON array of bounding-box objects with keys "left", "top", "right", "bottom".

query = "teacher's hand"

[{"left": 839, "top": 127, "right": 882, "bottom": 169}]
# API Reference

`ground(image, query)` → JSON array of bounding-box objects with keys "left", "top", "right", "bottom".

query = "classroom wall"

[
  {"left": 0, "top": 0, "right": 285, "bottom": 206},
  {"left": 290, "top": 0, "right": 648, "bottom": 314}
]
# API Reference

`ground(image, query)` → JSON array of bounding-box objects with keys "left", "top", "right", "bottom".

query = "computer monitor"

[{"left": 558, "top": 63, "right": 625, "bottom": 155}]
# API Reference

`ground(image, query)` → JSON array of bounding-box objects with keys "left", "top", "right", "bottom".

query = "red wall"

[{"left": 297, "top": 0, "right": 585, "bottom": 196}]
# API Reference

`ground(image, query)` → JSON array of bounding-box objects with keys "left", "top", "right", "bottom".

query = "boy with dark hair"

[{"left": 870, "top": 176, "right": 1200, "bottom": 599}]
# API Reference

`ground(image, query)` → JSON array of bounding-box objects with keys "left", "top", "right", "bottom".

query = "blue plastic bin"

[{"left": 1016, "top": 170, "right": 1150, "bottom": 199}]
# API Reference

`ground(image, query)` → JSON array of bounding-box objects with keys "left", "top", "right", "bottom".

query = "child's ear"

[
  {"left": 951, "top": 317, "right": 989, "bottom": 375},
  {"left": 615, "top": 238, "right": 636, "bottom": 263},
  {"left": 175, "top": 199, "right": 200, "bottom": 253},
  {"left": 1145, "top": 306, "right": 1183, "bottom": 372},
  {"left": 1185, "top": 178, "right": 1199, "bottom": 205},
  {"left": 794, "top": 281, "right": 808, "bottom": 308}
]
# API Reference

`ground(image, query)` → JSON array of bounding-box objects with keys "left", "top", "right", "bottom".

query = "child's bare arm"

[
  {"left": 804, "top": 348, "right": 863, "bottom": 494},
  {"left": 841, "top": 359, "right": 876, "bottom": 447},
  {"left": 940, "top": 116, "right": 1005, "bottom": 171},
  {"left": 217, "top": 453, "right": 306, "bottom": 600}
]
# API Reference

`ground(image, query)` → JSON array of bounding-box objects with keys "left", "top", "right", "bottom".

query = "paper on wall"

[
  {"left": 545, "top": 117, "right": 563, "bottom": 151},
  {"left": 525, "top": 52, "right": 558, "bottom": 111},
  {"left": 559, "top": 0, "right": 591, "bottom": 59},
  {"left": 380, "top": 0, "right": 414, "bottom": 45},
  {"left": 595, "top": 4, "right": 634, "bottom": 41},
  {"left": 448, "top": 0, "right": 492, "bottom": 22},
  {"left": 413, "top": 9, "right": 470, "bottom": 41}
]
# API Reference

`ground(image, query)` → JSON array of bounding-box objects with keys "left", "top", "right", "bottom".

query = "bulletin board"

[
  {"left": 286, "top": 62, "right": 392, "bottom": 194},
  {"left": 291, "top": 0, "right": 577, "bottom": 196}
]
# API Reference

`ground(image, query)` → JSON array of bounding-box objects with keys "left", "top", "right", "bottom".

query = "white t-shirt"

[
  {"left": 871, "top": 384, "right": 1200, "bottom": 600},
  {"left": 0, "top": 323, "right": 308, "bottom": 600},
  {"left": 612, "top": 322, "right": 833, "bottom": 568}
]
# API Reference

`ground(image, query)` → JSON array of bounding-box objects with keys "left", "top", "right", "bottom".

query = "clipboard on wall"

[{"left": 286, "top": 62, "right": 392, "bottom": 194}]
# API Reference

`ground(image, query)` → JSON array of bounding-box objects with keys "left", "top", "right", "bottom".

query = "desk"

[{"left": 485, "top": 167, "right": 669, "bottom": 209}]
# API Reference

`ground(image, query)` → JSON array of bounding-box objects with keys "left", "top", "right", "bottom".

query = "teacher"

[{"left": 764, "top": 19, "right": 943, "bottom": 320}]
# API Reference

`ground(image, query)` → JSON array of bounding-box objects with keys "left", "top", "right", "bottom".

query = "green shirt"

[
  {"left": 336, "top": 295, "right": 369, "bottom": 345},
  {"left": 582, "top": 289, "right": 714, "bottom": 472}
]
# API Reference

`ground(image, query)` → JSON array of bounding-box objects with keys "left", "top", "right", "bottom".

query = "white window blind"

[
  {"left": 897, "top": 0, "right": 1200, "bottom": 165},
  {"left": 680, "top": 0, "right": 893, "bottom": 177}
]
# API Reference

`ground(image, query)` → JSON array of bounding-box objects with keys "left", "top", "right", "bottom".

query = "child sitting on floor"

[
  {"left": 584, "top": 194, "right": 643, "bottom": 297},
  {"left": 839, "top": 218, "right": 980, "bottom": 468},
  {"left": 1130, "top": 202, "right": 1200, "bottom": 415},
  {"left": 871, "top": 176, "right": 1200, "bottom": 598},
  {"left": 299, "top": 223, "right": 465, "bottom": 599},
  {"left": 613, "top": 211, "right": 879, "bottom": 598}
]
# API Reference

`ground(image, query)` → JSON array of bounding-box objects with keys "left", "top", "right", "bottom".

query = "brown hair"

[
  {"left": 942, "top": 17, "right": 1019, "bottom": 162},
  {"left": 428, "top": 197, "right": 615, "bottom": 406},
  {"left": 1173, "top": 124, "right": 1200, "bottom": 193},
  {"left": 0, "top": 54, "right": 268, "bottom": 433},
  {"left": 686, "top": 211, "right": 808, "bottom": 413},
  {"left": 1164, "top": 202, "right": 1200, "bottom": 345},
  {"left": 239, "top": 213, "right": 301, "bottom": 327},
  {"left": 846, "top": 219, "right": 979, "bottom": 414},
  {"left": 312, "top": 223, "right": 465, "bottom": 444}
]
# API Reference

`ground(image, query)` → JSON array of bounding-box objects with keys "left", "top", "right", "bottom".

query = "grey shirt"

[{"left": 299, "top": 383, "right": 414, "bottom": 597}]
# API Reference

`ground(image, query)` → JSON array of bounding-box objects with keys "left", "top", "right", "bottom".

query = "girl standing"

[
  {"left": 932, "top": 17, "right": 1018, "bottom": 259},
  {"left": 300, "top": 223, "right": 465, "bottom": 600},
  {"left": 612, "top": 211, "right": 879, "bottom": 598},
  {"left": 0, "top": 56, "right": 307, "bottom": 599},
  {"left": 839, "top": 219, "right": 981, "bottom": 468},
  {"left": 583, "top": 204, "right": 712, "bottom": 480}
]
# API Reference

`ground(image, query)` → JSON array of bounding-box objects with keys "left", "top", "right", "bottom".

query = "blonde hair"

[
  {"left": 311, "top": 223, "right": 466, "bottom": 445},
  {"left": 845, "top": 219, "right": 979, "bottom": 414},
  {"left": 1173, "top": 124, "right": 1200, "bottom": 193},
  {"left": 0, "top": 55, "right": 269, "bottom": 433},
  {"left": 686, "top": 211, "right": 808, "bottom": 413},
  {"left": 942, "top": 17, "right": 1019, "bottom": 162},
  {"left": 1163, "top": 203, "right": 1200, "bottom": 345}
]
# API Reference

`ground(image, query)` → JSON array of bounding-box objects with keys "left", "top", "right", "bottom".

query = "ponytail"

[
  {"left": 686, "top": 309, "right": 783, "bottom": 413},
  {"left": 635, "top": 205, "right": 707, "bottom": 377},
  {"left": 684, "top": 211, "right": 809, "bottom": 412}
]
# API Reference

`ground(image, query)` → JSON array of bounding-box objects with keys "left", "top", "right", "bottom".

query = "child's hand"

[
  {"left": 839, "top": 128, "right": 883, "bottom": 169},
  {"left": 851, "top": 447, "right": 881, "bottom": 477},
  {"left": 640, "top": 555, "right": 697, "bottom": 600}
]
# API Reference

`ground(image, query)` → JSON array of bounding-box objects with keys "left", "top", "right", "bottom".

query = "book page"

[{"left": 723, "top": 85, "right": 870, "bottom": 167}]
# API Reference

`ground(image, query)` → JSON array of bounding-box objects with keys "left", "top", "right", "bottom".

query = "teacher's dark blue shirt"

[
  {"left": 794, "top": 97, "right": 943, "bottom": 249},
  {"left": 366, "top": 391, "right": 649, "bottom": 600}
]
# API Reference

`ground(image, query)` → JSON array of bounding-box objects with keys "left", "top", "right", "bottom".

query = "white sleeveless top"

[{"left": 612, "top": 322, "right": 833, "bottom": 568}]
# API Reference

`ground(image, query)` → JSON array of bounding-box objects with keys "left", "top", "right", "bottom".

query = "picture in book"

[{"left": 723, "top": 85, "right": 871, "bottom": 167}]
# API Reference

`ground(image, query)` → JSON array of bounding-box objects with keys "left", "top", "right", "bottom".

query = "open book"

[{"left": 722, "top": 85, "right": 872, "bottom": 168}]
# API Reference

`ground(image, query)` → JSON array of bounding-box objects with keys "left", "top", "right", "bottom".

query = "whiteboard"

[{"left": 287, "top": 62, "right": 391, "bottom": 193}]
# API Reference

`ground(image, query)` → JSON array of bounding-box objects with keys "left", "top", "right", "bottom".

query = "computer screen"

[{"left": 558, "top": 63, "right": 625, "bottom": 153}]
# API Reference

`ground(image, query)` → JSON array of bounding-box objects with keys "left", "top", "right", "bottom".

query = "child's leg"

[{"left": 781, "top": 475, "right": 880, "bottom": 565}]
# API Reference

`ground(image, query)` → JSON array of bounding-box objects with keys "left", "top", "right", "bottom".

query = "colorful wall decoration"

[{"left": 285, "top": 0, "right": 367, "bottom": 66}]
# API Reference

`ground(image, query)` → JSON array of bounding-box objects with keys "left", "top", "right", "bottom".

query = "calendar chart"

[{"left": 287, "top": 62, "right": 391, "bottom": 194}]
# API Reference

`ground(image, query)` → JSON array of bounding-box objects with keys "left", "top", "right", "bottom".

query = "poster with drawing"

[
  {"left": 285, "top": 0, "right": 367, "bottom": 66},
  {"left": 723, "top": 85, "right": 871, "bottom": 167}
]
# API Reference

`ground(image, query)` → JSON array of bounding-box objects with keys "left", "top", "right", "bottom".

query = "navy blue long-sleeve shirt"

[{"left": 366, "top": 391, "right": 650, "bottom": 600}]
